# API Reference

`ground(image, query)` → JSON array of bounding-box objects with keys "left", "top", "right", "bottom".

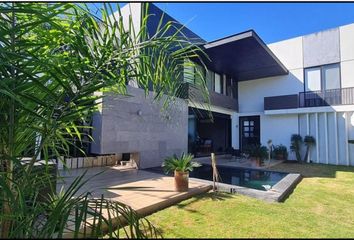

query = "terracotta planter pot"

[
  {"left": 251, "top": 157, "right": 262, "bottom": 167},
  {"left": 174, "top": 170, "right": 189, "bottom": 192}
]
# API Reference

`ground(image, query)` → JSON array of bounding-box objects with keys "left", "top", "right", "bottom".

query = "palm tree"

[
  {"left": 290, "top": 134, "right": 303, "bottom": 163},
  {"left": 303, "top": 135, "right": 316, "bottom": 163},
  {"left": 0, "top": 3, "right": 208, "bottom": 238}
]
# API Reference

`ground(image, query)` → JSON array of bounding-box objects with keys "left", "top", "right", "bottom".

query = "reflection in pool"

[{"left": 190, "top": 165, "right": 288, "bottom": 191}]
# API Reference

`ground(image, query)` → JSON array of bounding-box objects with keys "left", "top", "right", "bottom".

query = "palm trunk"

[
  {"left": 303, "top": 146, "right": 310, "bottom": 163},
  {"left": 211, "top": 153, "right": 220, "bottom": 192},
  {"left": 1, "top": 4, "right": 16, "bottom": 237}
]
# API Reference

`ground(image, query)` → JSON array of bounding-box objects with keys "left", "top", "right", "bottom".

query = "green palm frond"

[
  {"left": 162, "top": 152, "right": 201, "bottom": 174},
  {"left": 0, "top": 2, "right": 209, "bottom": 238}
]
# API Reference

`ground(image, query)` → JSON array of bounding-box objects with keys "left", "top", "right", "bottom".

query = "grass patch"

[{"left": 146, "top": 163, "right": 354, "bottom": 238}]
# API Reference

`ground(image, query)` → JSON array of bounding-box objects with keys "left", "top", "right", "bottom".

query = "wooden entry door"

[{"left": 239, "top": 116, "right": 260, "bottom": 151}]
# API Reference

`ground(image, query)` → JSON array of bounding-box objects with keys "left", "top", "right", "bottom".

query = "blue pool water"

[{"left": 189, "top": 165, "right": 288, "bottom": 191}]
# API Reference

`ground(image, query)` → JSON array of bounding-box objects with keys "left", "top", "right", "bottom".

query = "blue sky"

[{"left": 88, "top": 2, "right": 354, "bottom": 44}]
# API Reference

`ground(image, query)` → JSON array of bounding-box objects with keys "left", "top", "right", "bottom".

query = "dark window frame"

[{"left": 303, "top": 63, "right": 341, "bottom": 93}]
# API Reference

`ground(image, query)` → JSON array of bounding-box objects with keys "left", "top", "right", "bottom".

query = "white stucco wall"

[
  {"left": 238, "top": 69, "right": 304, "bottom": 113},
  {"left": 237, "top": 23, "right": 354, "bottom": 166},
  {"left": 268, "top": 37, "right": 304, "bottom": 70},
  {"left": 240, "top": 23, "right": 354, "bottom": 109},
  {"left": 339, "top": 23, "right": 354, "bottom": 61},
  {"left": 261, "top": 114, "right": 298, "bottom": 159},
  {"left": 299, "top": 111, "right": 354, "bottom": 166},
  {"left": 340, "top": 23, "right": 354, "bottom": 88},
  {"left": 239, "top": 36, "right": 304, "bottom": 114},
  {"left": 303, "top": 27, "right": 340, "bottom": 68},
  {"left": 110, "top": 3, "right": 141, "bottom": 35}
]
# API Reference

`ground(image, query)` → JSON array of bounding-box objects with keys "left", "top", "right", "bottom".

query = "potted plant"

[
  {"left": 244, "top": 144, "right": 268, "bottom": 166},
  {"left": 162, "top": 153, "right": 201, "bottom": 192},
  {"left": 272, "top": 145, "right": 288, "bottom": 160}
]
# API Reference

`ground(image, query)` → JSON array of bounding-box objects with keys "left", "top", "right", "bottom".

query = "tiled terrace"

[
  {"left": 57, "top": 166, "right": 211, "bottom": 237},
  {"left": 57, "top": 166, "right": 212, "bottom": 216}
]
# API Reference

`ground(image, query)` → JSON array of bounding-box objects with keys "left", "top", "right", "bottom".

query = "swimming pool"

[
  {"left": 145, "top": 165, "right": 301, "bottom": 202},
  {"left": 190, "top": 165, "right": 288, "bottom": 191}
]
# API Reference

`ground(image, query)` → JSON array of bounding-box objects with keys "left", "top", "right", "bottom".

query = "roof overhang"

[{"left": 199, "top": 30, "right": 288, "bottom": 81}]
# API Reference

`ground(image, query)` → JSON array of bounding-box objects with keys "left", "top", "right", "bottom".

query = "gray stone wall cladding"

[{"left": 91, "top": 86, "right": 189, "bottom": 169}]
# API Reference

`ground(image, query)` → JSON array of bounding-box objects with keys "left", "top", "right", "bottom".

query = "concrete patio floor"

[{"left": 57, "top": 166, "right": 212, "bottom": 216}]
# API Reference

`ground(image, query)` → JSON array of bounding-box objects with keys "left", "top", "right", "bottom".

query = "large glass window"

[
  {"left": 305, "top": 63, "right": 340, "bottom": 92},
  {"left": 324, "top": 64, "right": 340, "bottom": 90},
  {"left": 305, "top": 67, "right": 321, "bottom": 91},
  {"left": 214, "top": 73, "right": 222, "bottom": 94}
]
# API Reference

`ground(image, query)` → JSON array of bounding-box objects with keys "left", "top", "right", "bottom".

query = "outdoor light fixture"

[{"left": 137, "top": 110, "right": 142, "bottom": 116}]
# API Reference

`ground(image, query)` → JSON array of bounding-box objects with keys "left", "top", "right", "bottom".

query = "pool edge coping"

[{"left": 190, "top": 172, "right": 302, "bottom": 202}]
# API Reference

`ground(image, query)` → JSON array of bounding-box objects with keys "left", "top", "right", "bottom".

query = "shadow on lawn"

[
  {"left": 153, "top": 191, "right": 234, "bottom": 235},
  {"left": 176, "top": 191, "right": 233, "bottom": 210},
  {"left": 269, "top": 162, "right": 354, "bottom": 179}
]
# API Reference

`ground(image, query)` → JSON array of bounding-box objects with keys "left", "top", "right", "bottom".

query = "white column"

[
  {"left": 345, "top": 112, "right": 350, "bottom": 166},
  {"left": 324, "top": 113, "right": 329, "bottom": 165},
  {"left": 231, "top": 113, "right": 239, "bottom": 150},
  {"left": 306, "top": 113, "right": 310, "bottom": 135},
  {"left": 334, "top": 112, "right": 339, "bottom": 165},
  {"left": 315, "top": 113, "right": 320, "bottom": 163},
  {"left": 306, "top": 113, "right": 310, "bottom": 163}
]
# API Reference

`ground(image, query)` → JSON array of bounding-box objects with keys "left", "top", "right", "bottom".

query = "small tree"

[
  {"left": 290, "top": 134, "right": 303, "bottom": 163},
  {"left": 304, "top": 135, "right": 316, "bottom": 163}
]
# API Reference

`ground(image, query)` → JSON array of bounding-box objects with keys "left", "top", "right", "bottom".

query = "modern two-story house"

[{"left": 90, "top": 3, "right": 354, "bottom": 168}]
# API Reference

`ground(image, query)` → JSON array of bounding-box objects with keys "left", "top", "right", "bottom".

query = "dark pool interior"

[{"left": 146, "top": 165, "right": 288, "bottom": 191}]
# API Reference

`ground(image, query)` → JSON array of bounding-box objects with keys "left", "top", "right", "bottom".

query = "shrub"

[
  {"left": 272, "top": 144, "right": 288, "bottom": 160},
  {"left": 244, "top": 144, "right": 268, "bottom": 162}
]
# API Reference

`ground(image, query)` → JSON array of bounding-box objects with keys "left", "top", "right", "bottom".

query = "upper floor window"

[
  {"left": 304, "top": 63, "right": 340, "bottom": 92},
  {"left": 214, "top": 72, "right": 222, "bottom": 94},
  {"left": 206, "top": 69, "right": 214, "bottom": 91},
  {"left": 183, "top": 61, "right": 237, "bottom": 98}
]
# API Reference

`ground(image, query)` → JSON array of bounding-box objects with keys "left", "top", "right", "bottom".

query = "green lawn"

[{"left": 147, "top": 163, "right": 354, "bottom": 238}]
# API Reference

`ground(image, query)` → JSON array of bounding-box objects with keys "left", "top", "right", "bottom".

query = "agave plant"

[
  {"left": 0, "top": 2, "right": 208, "bottom": 238},
  {"left": 162, "top": 153, "right": 201, "bottom": 174}
]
